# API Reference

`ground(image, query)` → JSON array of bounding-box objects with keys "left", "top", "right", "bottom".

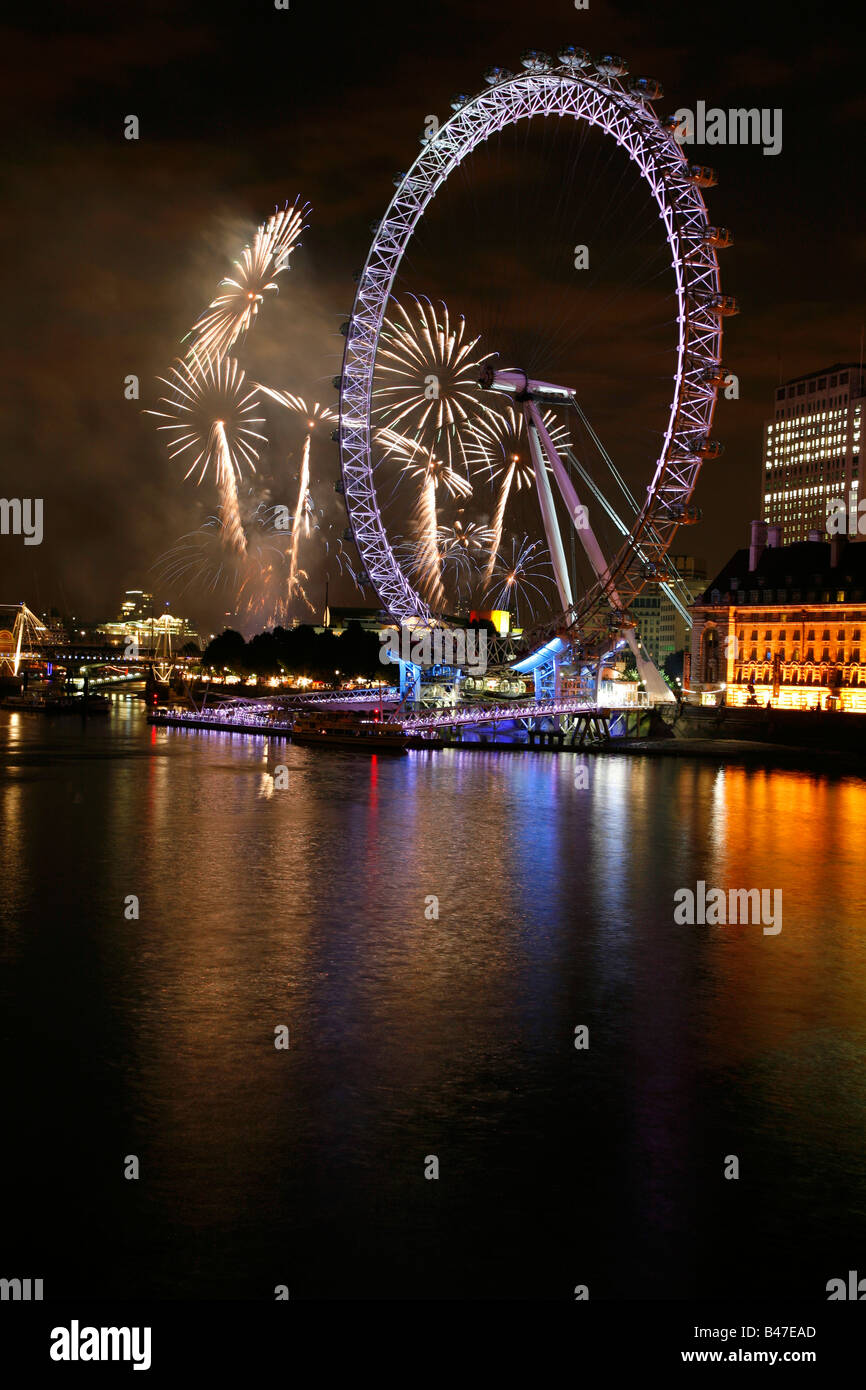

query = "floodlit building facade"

[
  {"left": 763, "top": 362, "right": 864, "bottom": 543},
  {"left": 98, "top": 589, "right": 199, "bottom": 651},
  {"left": 690, "top": 522, "right": 866, "bottom": 711}
]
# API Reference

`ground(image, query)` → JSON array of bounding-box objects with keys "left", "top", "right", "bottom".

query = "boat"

[
  {"left": 291, "top": 708, "right": 407, "bottom": 752},
  {"left": 0, "top": 690, "right": 109, "bottom": 714}
]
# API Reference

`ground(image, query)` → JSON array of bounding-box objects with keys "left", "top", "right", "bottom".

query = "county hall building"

[{"left": 689, "top": 521, "right": 866, "bottom": 711}]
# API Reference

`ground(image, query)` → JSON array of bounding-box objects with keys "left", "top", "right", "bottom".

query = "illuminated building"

[
  {"left": 323, "top": 606, "right": 391, "bottom": 634},
  {"left": 97, "top": 588, "right": 199, "bottom": 651},
  {"left": 763, "top": 363, "right": 865, "bottom": 543},
  {"left": 631, "top": 556, "right": 706, "bottom": 667},
  {"left": 690, "top": 521, "right": 866, "bottom": 710},
  {"left": 469, "top": 609, "right": 511, "bottom": 637},
  {"left": 120, "top": 589, "right": 154, "bottom": 622},
  {"left": 39, "top": 611, "right": 67, "bottom": 642}
]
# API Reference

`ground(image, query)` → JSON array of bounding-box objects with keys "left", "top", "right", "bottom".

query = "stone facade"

[{"left": 690, "top": 528, "right": 866, "bottom": 711}]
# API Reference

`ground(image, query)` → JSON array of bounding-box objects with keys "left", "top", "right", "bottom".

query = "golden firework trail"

[
  {"left": 415, "top": 473, "right": 444, "bottom": 609},
  {"left": 373, "top": 295, "right": 497, "bottom": 475},
  {"left": 187, "top": 201, "right": 308, "bottom": 357},
  {"left": 377, "top": 433, "right": 475, "bottom": 604},
  {"left": 257, "top": 387, "right": 337, "bottom": 598},
  {"left": 289, "top": 432, "right": 312, "bottom": 596},
  {"left": 465, "top": 403, "right": 571, "bottom": 584},
  {"left": 148, "top": 352, "right": 265, "bottom": 555},
  {"left": 371, "top": 296, "right": 498, "bottom": 609}
]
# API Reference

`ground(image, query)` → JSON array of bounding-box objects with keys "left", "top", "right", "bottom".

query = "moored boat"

[
  {"left": 291, "top": 708, "right": 407, "bottom": 752},
  {"left": 0, "top": 691, "right": 109, "bottom": 714}
]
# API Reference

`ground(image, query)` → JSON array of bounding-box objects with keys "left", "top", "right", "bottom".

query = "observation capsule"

[
  {"left": 629, "top": 76, "right": 663, "bottom": 101},
  {"left": 699, "top": 363, "right": 729, "bottom": 388},
  {"left": 520, "top": 50, "right": 554, "bottom": 73},
  {"left": 710, "top": 294, "right": 740, "bottom": 317},
  {"left": 594, "top": 54, "right": 629, "bottom": 76},
  {"left": 702, "top": 226, "right": 733, "bottom": 249},
  {"left": 665, "top": 503, "right": 702, "bottom": 524},
  {"left": 557, "top": 46, "right": 590, "bottom": 70}
]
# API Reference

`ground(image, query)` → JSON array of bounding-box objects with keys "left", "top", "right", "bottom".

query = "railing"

[
  {"left": 151, "top": 707, "right": 290, "bottom": 730},
  {"left": 207, "top": 687, "right": 399, "bottom": 712},
  {"left": 399, "top": 695, "right": 598, "bottom": 731},
  {"left": 152, "top": 686, "right": 654, "bottom": 734}
]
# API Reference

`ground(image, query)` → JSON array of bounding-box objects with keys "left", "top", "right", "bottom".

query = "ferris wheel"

[{"left": 337, "top": 46, "right": 736, "bottom": 661}]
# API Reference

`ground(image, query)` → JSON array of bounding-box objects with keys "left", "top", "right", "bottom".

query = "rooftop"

[
  {"left": 778, "top": 362, "right": 863, "bottom": 388},
  {"left": 698, "top": 537, "right": 866, "bottom": 605}
]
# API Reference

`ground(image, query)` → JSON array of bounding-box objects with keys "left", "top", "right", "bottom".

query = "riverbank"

[{"left": 603, "top": 734, "right": 866, "bottom": 773}]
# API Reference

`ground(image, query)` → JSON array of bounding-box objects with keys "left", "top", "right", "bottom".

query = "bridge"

[
  {"left": 150, "top": 686, "right": 654, "bottom": 746},
  {"left": 400, "top": 693, "right": 640, "bottom": 730}
]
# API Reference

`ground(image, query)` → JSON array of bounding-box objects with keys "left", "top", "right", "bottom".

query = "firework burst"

[
  {"left": 484, "top": 536, "right": 555, "bottom": 625},
  {"left": 400, "top": 451, "right": 473, "bottom": 501},
  {"left": 148, "top": 352, "right": 265, "bottom": 554},
  {"left": 438, "top": 517, "right": 497, "bottom": 558},
  {"left": 373, "top": 295, "right": 497, "bottom": 474},
  {"left": 465, "top": 404, "right": 571, "bottom": 584},
  {"left": 258, "top": 387, "right": 337, "bottom": 595},
  {"left": 187, "top": 201, "right": 308, "bottom": 357},
  {"left": 437, "top": 518, "right": 497, "bottom": 605}
]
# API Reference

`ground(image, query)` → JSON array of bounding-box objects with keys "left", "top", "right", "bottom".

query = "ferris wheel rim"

[{"left": 338, "top": 60, "right": 725, "bottom": 637}]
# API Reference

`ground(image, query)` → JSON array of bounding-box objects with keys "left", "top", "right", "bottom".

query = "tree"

[
  {"left": 663, "top": 648, "right": 685, "bottom": 688},
  {"left": 201, "top": 629, "right": 247, "bottom": 674}
]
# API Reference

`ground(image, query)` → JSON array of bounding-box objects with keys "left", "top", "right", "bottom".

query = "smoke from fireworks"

[
  {"left": 148, "top": 353, "right": 265, "bottom": 554},
  {"left": 187, "top": 201, "right": 308, "bottom": 357},
  {"left": 154, "top": 500, "right": 315, "bottom": 626}
]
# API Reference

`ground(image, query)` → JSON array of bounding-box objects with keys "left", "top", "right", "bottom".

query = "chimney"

[
  {"left": 766, "top": 524, "right": 783, "bottom": 549},
  {"left": 830, "top": 534, "right": 847, "bottom": 568},
  {"left": 749, "top": 519, "right": 768, "bottom": 572}
]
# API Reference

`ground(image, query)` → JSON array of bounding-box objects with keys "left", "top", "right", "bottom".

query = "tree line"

[{"left": 201, "top": 623, "right": 385, "bottom": 680}]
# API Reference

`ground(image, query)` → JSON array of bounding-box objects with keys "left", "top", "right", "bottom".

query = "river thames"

[{"left": 2, "top": 700, "right": 865, "bottom": 1300}]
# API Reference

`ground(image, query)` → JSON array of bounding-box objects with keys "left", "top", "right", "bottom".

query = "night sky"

[{"left": 2, "top": 0, "right": 863, "bottom": 631}]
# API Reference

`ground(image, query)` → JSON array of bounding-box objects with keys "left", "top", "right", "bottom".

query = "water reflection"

[{"left": 1, "top": 705, "right": 865, "bottom": 1298}]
